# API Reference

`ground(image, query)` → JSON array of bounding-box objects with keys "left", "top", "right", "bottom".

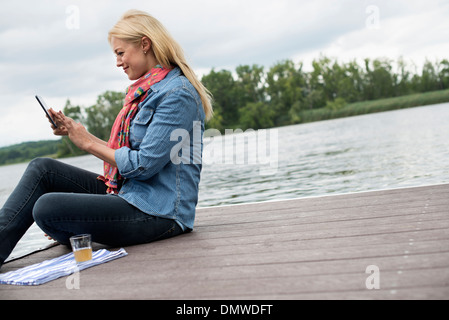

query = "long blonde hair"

[{"left": 108, "top": 9, "right": 213, "bottom": 121}]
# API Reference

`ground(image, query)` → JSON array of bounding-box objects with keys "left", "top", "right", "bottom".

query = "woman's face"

[{"left": 111, "top": 37, "right": 152, "bottom": 80}]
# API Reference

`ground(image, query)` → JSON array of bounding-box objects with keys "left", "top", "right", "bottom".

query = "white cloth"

[{"left": 0, "top": 248, "right": 127, "bottom": 286}]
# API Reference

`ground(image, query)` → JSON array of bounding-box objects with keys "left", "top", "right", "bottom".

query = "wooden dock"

[{"left": 1, "top": 183, "right": 448, "bottom": 300}]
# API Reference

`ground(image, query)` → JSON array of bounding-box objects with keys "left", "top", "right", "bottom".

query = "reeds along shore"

[{"left": 298, "top": 89, "right": 449, "bottom": 124}]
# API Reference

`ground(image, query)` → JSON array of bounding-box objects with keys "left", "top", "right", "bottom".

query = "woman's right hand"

[{"left": 48, "top": 108, "right": 68, "bottom": 136}]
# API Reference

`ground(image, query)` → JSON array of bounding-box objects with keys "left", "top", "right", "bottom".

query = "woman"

[{"left": 0, "top": 9, "right": 212, "bottom": 268}]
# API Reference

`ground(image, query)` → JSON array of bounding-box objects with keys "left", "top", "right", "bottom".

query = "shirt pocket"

[{"left": 130, "top": 107, "right": 155, "bottom": 143}]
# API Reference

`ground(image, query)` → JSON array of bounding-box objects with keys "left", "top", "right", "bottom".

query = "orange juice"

[{"left": 74, "top": 248, "right": 92, "bottom": 262}]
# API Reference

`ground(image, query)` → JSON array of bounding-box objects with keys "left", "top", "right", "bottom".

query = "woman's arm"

[
  {"left": 84, "top": 142, "right": 116, "bottom": 167},
  {"left": 52, "top": 110, "right": 117, "bottom": 167},
  {"left": 48, "top": 109, "right": 108, "bottom": 146},
  {"left": 87, "top": 132, "right": 108, "bottom": 146}
]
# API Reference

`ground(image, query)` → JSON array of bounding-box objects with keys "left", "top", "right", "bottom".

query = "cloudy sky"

[{"left": 0, "top": 0, "right": 448, "bottom": 147}]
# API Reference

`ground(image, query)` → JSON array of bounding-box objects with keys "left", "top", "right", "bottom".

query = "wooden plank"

[{"left": 0, "top": 183, "right": 448, "bottom": 300}]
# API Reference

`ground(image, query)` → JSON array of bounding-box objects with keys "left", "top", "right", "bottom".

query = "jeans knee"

[
  {"left": 24, "top": 158, "right": 58, "bottom": 184},
  {"left": 27, "top": 157, "right": 56, "bottom": 172},
  {"left": 32, "top": 194, "right": 73, "bottom": 245},
  {"left": 32, "top": 193, "right": 54, "bottom": 226}
]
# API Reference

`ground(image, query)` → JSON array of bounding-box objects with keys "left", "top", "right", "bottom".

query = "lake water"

[{"left": 3, "top": 102, "right": 449, "bottom": 261}]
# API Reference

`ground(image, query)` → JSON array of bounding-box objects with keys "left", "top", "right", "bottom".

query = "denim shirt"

[{"left": 114, "top": 67, "right": 205, "bottom": 230}]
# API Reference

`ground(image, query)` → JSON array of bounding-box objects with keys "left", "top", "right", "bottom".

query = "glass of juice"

[{"left": 70, "top": 234, "right": 93, "bottom": 263}]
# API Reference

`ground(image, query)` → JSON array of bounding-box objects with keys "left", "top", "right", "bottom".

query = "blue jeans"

[{"left": 0, "top": 158, "right": 184, "bottom": 267}]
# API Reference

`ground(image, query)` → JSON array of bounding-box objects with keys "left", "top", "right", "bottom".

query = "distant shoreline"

[{"left": 1, "top": 89, "right": 449, "bottom": 167}]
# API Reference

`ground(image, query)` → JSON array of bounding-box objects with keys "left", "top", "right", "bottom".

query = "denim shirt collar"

[
  {"left": 137, "top": 67, "right": 181, "bottom": 108},
  {"left": 150, "top": 66, "right": 182, "bottom": 93}
]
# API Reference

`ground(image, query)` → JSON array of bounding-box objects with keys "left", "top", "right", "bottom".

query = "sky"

[{"left": 0, "top": 0, "right": 448, "bottom": 147}]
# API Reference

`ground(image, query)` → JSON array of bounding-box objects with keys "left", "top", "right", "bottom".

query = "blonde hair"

[{"left": 108, "top": 9, "right": 213, "bottom": 121}]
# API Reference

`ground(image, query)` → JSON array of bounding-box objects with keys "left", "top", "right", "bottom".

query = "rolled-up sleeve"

[{"left": 115, "top": 86, "right": 198, "bottom": 180}]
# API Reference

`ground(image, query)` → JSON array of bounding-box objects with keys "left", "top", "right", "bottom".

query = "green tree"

[
  {"left": 307, "top": 57, "right": 328, "bottom": 109},
  {"left": 235, "top": 64, "right": 266, "bottom": 105},
  {"left": 85, "top": 91, "right": 125, "bottom": 141},
  {"left": 395, "top": 57, "right": 413, "bottom": 96},
  {"left": 362, "top": 58, "right": 395, "bottom": 100},
  {"left": 201, "top": 69, "right": 239, "bottom": 129},
  {"left": 239, "top": 102, "right": 275, "bottom": 130},
  {"left": 312, "top": 57, "right": 364, "bottom": 103},
  {"left": 438, "top": 59, "right": 449, "bottom": 89},
  {"left": 338, "top": 60, "right": 364, "bottom": 103},
  {"left": 266, "top": 59, "right": 306, "bottom": 125},
  {"left": 420, "top": 59, "right": 440, "bottom": 92}
]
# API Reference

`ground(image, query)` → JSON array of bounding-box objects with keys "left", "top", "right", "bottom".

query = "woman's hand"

[
  {"left": 44, "top": 233, "right": 55, "bottom": 241},
  {"left": 48, "top": 108, "right": 68, "bottom": 136},
  {"left": 53, "top": 111, "right": 94, "bottom": 152}
]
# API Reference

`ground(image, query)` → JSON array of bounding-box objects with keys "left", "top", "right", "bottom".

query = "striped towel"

[{"left": 0, "top": 248, "right": 127, "bottom": 286}]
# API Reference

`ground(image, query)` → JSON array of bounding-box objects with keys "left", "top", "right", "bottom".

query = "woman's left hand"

[{"left": 53, "top": 111, "right": 93, "bottom": 152}]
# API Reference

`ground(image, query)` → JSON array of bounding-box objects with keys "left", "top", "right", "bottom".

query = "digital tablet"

[{"left": 35, "top": 95, "right": 58, "bottom": 128}]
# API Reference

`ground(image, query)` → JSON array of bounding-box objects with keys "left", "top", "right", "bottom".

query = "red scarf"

[{"left": 98, "top": 65, "right": 171, "bottom": 194}]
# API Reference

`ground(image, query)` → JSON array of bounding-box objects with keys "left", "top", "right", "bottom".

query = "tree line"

[
  {"left": 202, "top": 56, "right": 449, "bottom": 131},
  {"left": 0, "top": 140, "right": 59, "bottom": 166}
]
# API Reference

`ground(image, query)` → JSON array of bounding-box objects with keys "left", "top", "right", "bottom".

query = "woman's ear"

[{"left": 141, "top": 37, "right": 151, "bottom": 53}]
